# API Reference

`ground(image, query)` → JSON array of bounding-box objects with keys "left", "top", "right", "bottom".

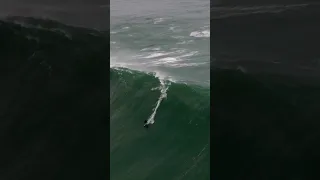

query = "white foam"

[
  {"left": 190, "top": 30, "right": 210, "bottom": 38},
  {"left": 177, "top": 40, "right": 194, "bottom": 45},
  {"left": 145, "top": 78, "right": 170, "bottom": 126},
  {"left": 169, "top": 26, "right": 182, "bottom": 33},
  {"left": 177, "top": 51, "right": 199, "bottom": 58},
  {"left": 169, "top": 26, "right": 175, "bottom": 31},
  {"left": 153, "top": 18, "right": 165, "bottom": 24},
  {"left": 140, "top": 47, "right": 161, "bottom": 51},
  {"left": 111, "top": 47, "right": 202, "bottom": 84},
  {"left": 171, "top": 62, "right": 208, "bottom": 67},
  {"left": 143, "top": 52, "right": 172, "bottom": 59},
  {"left": 111, "top": 61, "right": 173, "bottom": 124},
  {"left": 152, "top": 57, "right": 182, "bottom": 66}
]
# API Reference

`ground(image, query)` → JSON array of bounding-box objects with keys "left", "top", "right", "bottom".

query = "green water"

[
  {"left": 110, "top": 0, "right": 210, "bottom": 179},
  {"left": 110, "top": 68, "right": 210, "bottom": 180},
  {"left": 110, "top": 0, "right": 210, "bottom": 86}
]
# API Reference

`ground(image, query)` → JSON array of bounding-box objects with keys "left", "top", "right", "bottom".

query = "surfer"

[{"left": 144, "top": 120, "right": 150, "bottom": 129}]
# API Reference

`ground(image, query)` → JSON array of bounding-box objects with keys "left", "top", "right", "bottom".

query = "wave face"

[
  {"left": 0, "top": 17, "right": 108, "bottom": 179},
  {"left": 110, "top": 0, "right": 210, "bottom": 179},
  {"left": 110, "top": 68, "right": 210, "bottom": 180}
]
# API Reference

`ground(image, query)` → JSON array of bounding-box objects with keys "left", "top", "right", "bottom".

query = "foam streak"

[{"left": 144, "top": 79, "right": 170, "bottom": 126}]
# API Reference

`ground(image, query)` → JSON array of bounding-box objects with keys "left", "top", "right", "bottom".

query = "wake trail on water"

[
  {"left": 144, "top": 78, "right": 170, "bottom": 126},
  {"left": 111, "top": 65, "right": 172, "bottom": 127}
]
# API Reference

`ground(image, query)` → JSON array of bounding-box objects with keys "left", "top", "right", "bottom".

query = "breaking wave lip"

[
  {"left": 111, "top": 46, "right": 204, "bottom": 81},
  {"left": 111, "top": 46, "right": 208, "bottom": 126},
  {"left": 110, "top": 67, "right": 172, "bottom": 126},
  {"left": 110, "top": 16, "right": 210, "bottom": 124}
]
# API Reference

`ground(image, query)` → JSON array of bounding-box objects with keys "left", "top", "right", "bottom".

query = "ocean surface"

[
  {"left": 4, "top": 1, "right": 320, "bottom": 179},
  {"left": 110, "top": 0, "right": 210, "bottom": 179},
  {"left": 110, "top": 0, "right": 210, "bottom": 85}
]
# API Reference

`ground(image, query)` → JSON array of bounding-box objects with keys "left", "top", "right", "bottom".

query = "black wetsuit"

[{"left": 144, "top": 120, "right": 149, "bottom": 128}]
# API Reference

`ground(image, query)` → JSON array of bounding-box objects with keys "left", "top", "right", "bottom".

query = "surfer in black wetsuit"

[{"left": 144, "top": 120, "right": 149, "bottom": 129}]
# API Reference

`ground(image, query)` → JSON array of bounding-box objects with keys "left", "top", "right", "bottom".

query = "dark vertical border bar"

[
  {"left": 211, "top": 1, "right": 320, "bottom": 179},
  {"left": 107, "top": 0, "right": 111, "bottom": 179},
  {"left": 0, "top": 1, "right": 110, "bottom": 179}
]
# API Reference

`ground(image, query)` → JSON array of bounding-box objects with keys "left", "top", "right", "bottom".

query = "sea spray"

[{"left": 144, "top": 79, "right": 170, "bottom": 126}]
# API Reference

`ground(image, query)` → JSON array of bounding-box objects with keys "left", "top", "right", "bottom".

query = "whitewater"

[
  {"left": 110, "top": 0, "right": 210, "bottom": 86},
  {"left": 110, "top": 0, "right": 210, "bottom": 179}
]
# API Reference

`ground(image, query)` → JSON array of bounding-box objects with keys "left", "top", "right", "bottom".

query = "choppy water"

[
  {"left": 110, "top": 0, "right": 210, "bottom": 180},
  {"left": 110, "top": 0, "right": 210, "bottom": 85}
]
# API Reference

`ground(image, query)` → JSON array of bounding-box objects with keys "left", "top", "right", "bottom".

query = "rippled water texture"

[{"left": 110, "top": 0, "right": 210, "bottom": 86}]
